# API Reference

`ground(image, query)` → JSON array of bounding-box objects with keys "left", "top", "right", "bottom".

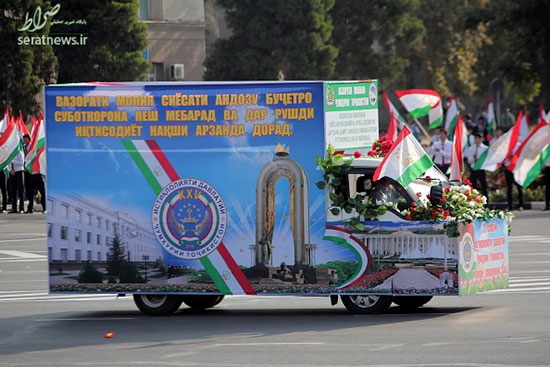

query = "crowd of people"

[
  {"left": 0, "top": 134, "right": 46, "bottom": 214},
  {"left": 427, "top": 108, "right": 550, "bottom": 211}
]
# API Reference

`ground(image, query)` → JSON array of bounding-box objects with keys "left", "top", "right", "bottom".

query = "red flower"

[
  {"left": 444, "top": 210, "right": 450, "bottom": 217},
  {"left": 410, "top": 202, "right": 416, "bottom": 208},
  {"left": 425, "top": 176, "right": 431, "bottom": 182},
  {"left": 405, "top": 214, "right": 411, "bottom": 220},
  {"left": 432, "top": 209, "right": 439, "bottom": 216},
  {"left": 416, "top": 192, "right": 422, "bottom": 197},
  {"left": 427, "top": 194, "right": 431, "bottom": 199},
  {"left": 445, "top": 187, "right": 450, "bottom": 193},
  {"left": 440, "top": 197, "right": 446, "bottom": 203},
  {"left": 467, "top": 197, "right": 473, "bottom": 201},
  {"left": 439, "top": 207, "right": 444, "bottom": 213},
  {"left": 354, "top": 151, "right": 362, "bottom": 158},
  {"left": 379, "top": 136, "right": 387, "bottom": 142},
  {"left": 464, "top": 178, "right": 473, "bottom": 186},
  {"left": 410, "top": 208, "right": 416, "bottom": 214},
  {"left": 476, "top": 197, "right": 481, "bottom": 203}
]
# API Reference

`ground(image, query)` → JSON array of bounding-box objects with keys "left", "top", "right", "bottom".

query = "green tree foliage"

[
  {"left": 0, "top": 0, "right": 56, "bottom": 118},
  {"left": 317, "top": 260, "right": 358, "bottom": 284},
  {"left": 331, "top": 0, "right": 424, "bottom": 90},
  {"left": 119, "top": 261, "right": 145, "bottom": 283},
  {"left": 473, "top": 0, "right": 548, "bottom": 105},
  {"left": 54, "top": 0, "right": 149, "bottom": 83},
  {"left": 204, "top": 0, "right": 338, "bottom": 80},
  {"left": 413, "top": 0, "right": 491, "bottom": 98},
  {"left": 106, "top": 232, "right": 126, "bottom": 276},
  {"left": 78, "top": 262, "right": 104, "bottom": 283}
]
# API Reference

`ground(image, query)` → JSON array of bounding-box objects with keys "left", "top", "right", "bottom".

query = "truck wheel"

[
  {"left": 181, "top": 295, "right": 224, "bottom": 310},
  {"left": 340, "top": 295, "right": 392, "bottom": 314},
  {"left": 392, "top": 296, "right": 433, "bottom": 310},
  {"left": 133, "top": 294, "right": 182, "bottom": 316}
]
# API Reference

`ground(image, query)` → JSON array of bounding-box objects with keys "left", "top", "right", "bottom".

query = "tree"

[
  {"left": 78, "top": 262, "right": 104, "bottom": 283},
  {"left": 54, "top": 0, "right": 150, "bottom": 83},
  {"left": 204, "top": 0, "right": 338, "bottom": 80},
  {"left": 106, "top": 231, "right": 126, "bottom": 276},
  {"left": 331, "top": 0, "right": 424, "bottom": 90},
  {"left": 0, "top": 0, "right": 56, "bottom": 118}
]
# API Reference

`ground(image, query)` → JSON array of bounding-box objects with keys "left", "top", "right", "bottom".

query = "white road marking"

[
  {"left": 0, "top": 238, "right": 47, "bottom": 243},
  {"left": 34, "top": 317, "right": 136, "bottom": 321},
  {"left": 0, "top": 250, "right": 45, "bottom": 258},
  {"left": 509, "top": 282, "right": 550, "bottom": 287}
]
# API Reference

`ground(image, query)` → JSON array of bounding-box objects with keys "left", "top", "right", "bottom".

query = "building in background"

[
  {"left": 47, "top": 194, "right": 162, "bottom": 263},
  {"left": 139, "top": 0, "right": 229, "bottom": 81}
]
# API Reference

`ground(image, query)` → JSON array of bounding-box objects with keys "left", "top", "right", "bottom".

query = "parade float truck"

[{"left": 45, "top": 80, "right": 511, "bottom": 315}]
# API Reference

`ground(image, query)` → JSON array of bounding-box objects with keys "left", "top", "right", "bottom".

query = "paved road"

[{"left": 0, "top": 211, "right": 549, "bottom": 366}]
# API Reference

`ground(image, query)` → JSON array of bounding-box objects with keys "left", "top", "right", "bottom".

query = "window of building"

[
  {"left": 96, "top": 234, "right": 101, "bottom": 245},
  {"left": 74, "top": 229, "right": 81, "bottom": 242},
  {"left": 114, "top": 223, "right": 119, "bottom": 234},
  {"left": 47, "top": 223, "right": 53, "bottom": 238},
  {"left": 47, "top": 199, "right": 53, "bottom": 214},
  {"left": 87, "top": 250, "right": 92, "bottom": 262},
  {"left": 147, "top": 63, "right": 164, "bottom": 81},
  {"left": 106, "top": 220, "right": 110, "bottom": 231},
  {"left": 97, "top": 217, "right": 101, "bottom": 229},
  {"left": 60, "top": 226, "right": 68, "bottom": 240},
  {"left": 75, "top": 249, "right": 81, "bottom": 262},
  {"left": 60, "top": 248, "right": 68, "bottom": 262},
  {"left": 97, "top": 252, "right": 102, "bottom": 262},
  {"left": 87, "top": 232, "right": 92, "bottom": 244},
  {"left": 48, "top": 247, "right": 52, "bottom": 260},
  {"left": 87, "top": 213, "right": 92, "bottom": 225},
  {"left": 75, "top": 209, "right": 82, "bottom": 222},
  {"left": 138, "top": 0, "right": 149, "bottom": 20},
  {"left": 62, "top": 204, "right": 69, "bottom": 218},
  {"left": 106, "top": 237, "right": 112, "bottom": 246}
]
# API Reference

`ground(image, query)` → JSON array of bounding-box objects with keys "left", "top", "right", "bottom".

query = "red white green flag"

[
  {"left": 445, "top": 95, "right": 459, "bottom": 140},
  {"left": 383, "top": 90, "right": 409, "bottom": 132},
  {"left": 387, "top": 112, "right": 398, "bottom": 141},
  {"left": 395, "top": 89, "right": 443, "bottom": 129},
  {"left": 373, "top": 126, "right": 434, "bottom": 188},
  {"left": 449, "top": 114, "right": 464, "bottom": 181},
  {"left": 538, "top": 104, "right": 549, "bottom": 124},
  {"left": 507, "top": 122, "right": 550, "bottom": 188},
  {"left": 474, "top": 110, "right": 524, "bottom": 171},
  {"left": 487, "top": 96, "right": 496, "bottom": 141},
  {"left": 0, "top": 116, "right": 24, "bottom": 172},
  {"left": 17, "top": 110, "right": 30, "bottom": 138},
  {"left": 122, "top": 139, "right": 256, "bottom": 295},
  {"left": 25, "top": 113, "right": 46, "bottom": 174}
]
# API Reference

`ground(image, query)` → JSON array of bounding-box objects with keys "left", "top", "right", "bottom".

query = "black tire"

[
  {"left": 181, "top": 295, "right": 224, "bottom": 310},
  {"left": 392, "top": 296, "right": 433, "bottom": 310},
  {"left": 133, "top": 294, "right": 182, "bottom": 316},
  {"left": 341, "top": 295, "right": 392, "bottom": 314}
]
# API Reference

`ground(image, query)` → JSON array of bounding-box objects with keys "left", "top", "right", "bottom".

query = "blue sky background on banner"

[{"left": 45, "top": 82, "right": 357, "bottom": 268}]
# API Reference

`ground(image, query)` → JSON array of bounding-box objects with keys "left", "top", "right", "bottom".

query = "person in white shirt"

[
  {"left": 430, "top": 127, "right": 441, "bottom": 146},
  {"left": 429, "top": 129, "right": 452, "bottom": 175},
  {"left": 465, "top": 132, "right": 489, "bottom": 200},
  {"left": 545, "top": 155, "right": 550, "bottom": 211},
  {"left": 9, "top": 150, "right": 25, "bottom": 214}
]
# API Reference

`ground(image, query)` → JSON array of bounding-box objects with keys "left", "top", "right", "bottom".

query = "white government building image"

[{"left": 47, "top": 194, "right": 162, "bottom": 263}]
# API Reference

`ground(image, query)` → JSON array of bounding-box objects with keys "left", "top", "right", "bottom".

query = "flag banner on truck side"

[
  {"left": 122, "top": 139, "right": 256, "bottom": 295},
  {"left": 507, "top": 122, "right": 550, "bottom": 188},
  {"left": 373, "top": 126, "right": 434, "bottom": 188},
  {"left": 45, "top": 81, "right": 461, "bottom": 297}
]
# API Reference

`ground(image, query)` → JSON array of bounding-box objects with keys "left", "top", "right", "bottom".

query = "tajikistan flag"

[
  {"left": 487, "top": 97, "right": 496, "bottom": 140},
  {"left": 507, "top": 122, "right": 550, "bottom": 188},
  {"left": 474, "top": 111, "right": 524, "bottom": 171},
  {"left": 373, "top": 126, "right": 434, "bottom": 188},
  {"left": 0, "top": 116, "right": 24, "bottom": 171},
  {"left": 449, "top": 114, "right": 465, "bottom": 181},
  {"left": 538, "top": 104, "right": 549, "bottom": 124},
  {"left": 395, "top": 89, "right": 443, "bottom": 129},
  {"left": 445, "top": 95, "right": 459, "bottom": 140},
  {"left": 383, "top": 90, "right": 410, "bottom": 132},
  {"left": 387, "top": 112, "right": 398, "bottom": 141},
  {"left": 25, "top": 113, "right": 45, "bottom": 174}
]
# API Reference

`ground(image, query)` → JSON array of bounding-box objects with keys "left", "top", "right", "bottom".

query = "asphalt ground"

[{"left": 0, "top": 210, "right": 549, "bottom": 367}]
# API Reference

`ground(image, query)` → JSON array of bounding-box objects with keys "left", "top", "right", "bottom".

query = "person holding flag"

[{"left": 465, "top": 132, "right": 489, "bottom": 199}]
